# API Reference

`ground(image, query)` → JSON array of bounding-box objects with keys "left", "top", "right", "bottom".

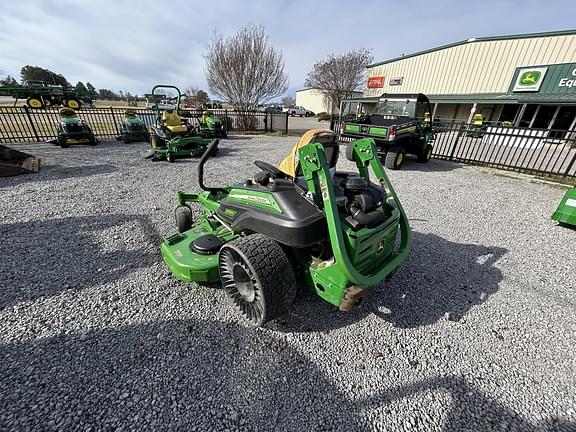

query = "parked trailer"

[{"left": 0, "top": 81, "right": 93, "bottom": 110}]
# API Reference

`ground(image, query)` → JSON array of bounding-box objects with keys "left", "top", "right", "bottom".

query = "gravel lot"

[{"left": 1, "top": 136, "right": 575, "bottom": 431}]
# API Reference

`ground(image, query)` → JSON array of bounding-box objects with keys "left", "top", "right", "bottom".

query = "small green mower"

[
  {"left": 552, "top": 187, "right": 576, "bottom": 228},
  {"left": 466, "top": 113, "right": 487, "bottom": 138},
  {"left": 147, "top": 85, "right": 216, "bottom": 162},
  {"left": 197, "top": 111, "right": 227, "bottom": 139},
  {"left": 56, "top": 107, "right": 97, "bottom": 148},
  {"left": 160, "top": 129, "right": 411, "bottom": 325},
  {"left": 118, "top": 109, "right": 149, "bottom": 143}
]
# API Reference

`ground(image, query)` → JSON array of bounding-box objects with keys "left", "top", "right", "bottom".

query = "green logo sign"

[
  {"left": 512, "top": 67, "right": 547, "bottom": 92},
  {"left": 519, "top": 71, "right": 541, "bottom": 86}
]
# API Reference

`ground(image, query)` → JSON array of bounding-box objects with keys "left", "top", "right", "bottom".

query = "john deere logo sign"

[{"left": 513, "top": 67, "right": 547, "bottom": 92}]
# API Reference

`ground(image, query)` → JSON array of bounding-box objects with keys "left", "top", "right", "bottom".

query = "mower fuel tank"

[{"left": 216, "top": 179, "right": 327, "bottom": 247}]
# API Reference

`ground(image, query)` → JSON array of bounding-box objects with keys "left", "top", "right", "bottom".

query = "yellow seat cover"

[
  {"left": 278, "top": 129, "right": 335, "bottom": 177},
  {"left": 162, "top": 110, "right": 188, "bottom": 133}
]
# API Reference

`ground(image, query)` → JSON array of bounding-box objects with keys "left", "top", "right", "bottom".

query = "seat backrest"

[
  {"left": 278, "top": 129, "right": 339, "bottom": 178},
  {"left": 163, "top": 110, "right": 182, "bottom": 126}
]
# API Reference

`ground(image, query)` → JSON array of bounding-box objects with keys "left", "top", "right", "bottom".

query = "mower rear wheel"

[
  {"left": 385, "top": 146, "right": 405, "bottom": 170},
  {"left": 88, "top": 134, "right": 97, "bottom": 146},
  {"left": 219, "top": 234, "right": 297, "bottom": 326},
  {"left": 417, "top": 144, "right": 433, "bottom": 163},
  {"left": 175, "top": 206, "right": 193, "bottom": 233}
]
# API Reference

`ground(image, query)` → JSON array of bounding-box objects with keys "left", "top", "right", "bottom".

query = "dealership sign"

[
  {"left": 510, "top": 62, "right": 576, "bottom": 93},
  {"left": 512, "top": 67, "right": 547, "bottom": 92},
  {"left": 367, "top": 76, "right": 384, "bottom": 88}
]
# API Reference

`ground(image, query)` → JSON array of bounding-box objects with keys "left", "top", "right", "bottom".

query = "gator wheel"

[
  {"left": 175, "top": 206, "right": 193, "bottom": 233},
  {"left": 65, "top": 98, "right": 81, "bottom": 110},
  {"left": 385, "top": 145, "right": 405, "bottom": 170},
  {"left": 417, "top": 145, "right": 433, "bottom": 163},
  {"left": 26, "top": 97, "right": 44, "bottom": 109},
  {"left": 219, "top": 234, "right": 297, "bottom": 326},
  {"left": 345, "top": 143, "right": 355, "bottom": 161}
]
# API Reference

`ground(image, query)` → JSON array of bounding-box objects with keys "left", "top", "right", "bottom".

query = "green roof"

[
  {"left": 429, "top": 93, "right": 576, "bottom": 105},
  {"left": 369, "top": 29, "right": 576, "bottom": 68}
]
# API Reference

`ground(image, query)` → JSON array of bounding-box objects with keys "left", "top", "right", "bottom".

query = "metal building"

[{"left": 365, "top": 29, "right": 576, "bottom": 130}]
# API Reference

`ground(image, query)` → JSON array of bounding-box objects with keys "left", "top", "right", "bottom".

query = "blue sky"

[{"left": 1, "top": 0, "right": 575, "bottom": 100}]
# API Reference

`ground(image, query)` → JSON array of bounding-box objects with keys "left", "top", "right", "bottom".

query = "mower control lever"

[
  {"left": 198, "top": 140, "right": 226, "bottom": 193},
  {"left": 254, "top": 160, "right": 285, "bottom": 178}
]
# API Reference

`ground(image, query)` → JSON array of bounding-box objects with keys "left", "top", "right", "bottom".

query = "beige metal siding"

[
  {"left": 295, "top": 89, "right": 332, "bottom": 114},
  {"left": 365, "top": 34, "right": 576, "bottom": 96}
]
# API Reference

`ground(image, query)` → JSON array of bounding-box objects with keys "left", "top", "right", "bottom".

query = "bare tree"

[
  {"left": 281, "top": 96, "right": 295, "bottom": 108},
  {"left": 305, "top": 49, "right": 373, "bottom": 113},
  {"left": 205, "top": 25, "right": 288, "bottom": 128}
]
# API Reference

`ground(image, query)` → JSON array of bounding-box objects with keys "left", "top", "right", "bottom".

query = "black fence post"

[
  {"left": 110, "top": 107, "right": 120, "bottom": 136},
  {"left": 563, "top": 150, "right": 576, "bottom": 178},
  {"left": 224, "top": 110, "right": 229, "bottom": 134},
  {"left": 448, "top": 122, "right": 465, "bottom": 161},
  {"left": 23, "top": 106, "right": 40, "bottom": 142}
]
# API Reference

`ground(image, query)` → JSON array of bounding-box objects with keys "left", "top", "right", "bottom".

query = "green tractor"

[
  {"left": 160, "top": 129, "right": 411, "bottom": 326},
  {"left": 466, "top": 113, "right": 487, "bottom": 138},
  {"left": 196, "top": 111, "right": 227, "bottom": 139},
  {"left": 147, "top": 85, "right": 216, "bottom": 162},
  {"left": 340, "top": 93, "right": 435, "bottom": 170},
  {"left": 118, "top": 109, "right": 150, "bottom": 143},
  {"left": 551, "top": 187, "right": 576, "bottom": 228},
  {"left": 56, "top": 108, "right": 97, "bottom": 148}
]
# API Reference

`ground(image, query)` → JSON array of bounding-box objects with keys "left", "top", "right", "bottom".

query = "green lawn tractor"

[
  {"left": 196, "top": 111, "right": 227, "bottom": 139},
  {"left": 118, "top": 109, "right": 149, "bottom": 143},
  {"left": 147, "top": 85, "right": 216, "bottom": 162},
  {"left": 551, "top": 187, "right": 576, "bottom": 228},
  {"left": 160, "top": 128, "right": 411, "bottom": 326},
  {"left": 56, "top": 108, "right": 97, "bottom": 148},
  {"left": 340, "top": 93, "right": 435, "bottom": 170},
  {"left": 466, "top": 113, "right": 487, "bottom": 138}
]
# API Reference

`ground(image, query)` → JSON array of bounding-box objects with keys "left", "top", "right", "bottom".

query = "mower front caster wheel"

[
  {"left": 219, "top": 234, "right": 297, "bottom": 326},
  {"left": 166, "top": 152, "right": 175, "bottom": 163},
  {"left": 175, "top": 206, "right": 193, "bottom": 233}
]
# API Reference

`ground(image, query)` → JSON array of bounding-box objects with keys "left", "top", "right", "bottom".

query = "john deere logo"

[
  {"left": 377, "top": 241, "right": 385, "bottom": 253},
  {"left": 519, "top": 71, "right": 541, "bottom": 86},
  {"left": 513, "top": 66, "right": 547, "bottom": 92}
]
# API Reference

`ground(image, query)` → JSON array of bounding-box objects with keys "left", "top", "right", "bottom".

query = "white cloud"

[{"left": 1, "top": 0, "right": 574, "bottom": 98}]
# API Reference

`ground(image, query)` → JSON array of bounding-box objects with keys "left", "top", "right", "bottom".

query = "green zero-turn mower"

[
  {"left": 118, "top": 109, "right": 149, "bottom": 143},
  {"left": 197, "top": 111, "right": 227, "bottom": 139},
  {"left": 551, "top": 187, "right": 576, "bottom": 228},
  {"left": 56, "top": 107, "right": 97, "bottom": 148},
  {"left": 160, "top": 128, "right": 411, "bottom": 326},
  {"left": 147, "top": 85, "right": 216, "bottom": 162}
]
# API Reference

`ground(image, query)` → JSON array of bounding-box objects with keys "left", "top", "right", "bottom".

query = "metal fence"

[
  {"left": 431, "top": 121, "right": 576, "bottom": 178},
  {"left": 331, "top": 117, "right": 576, "bottom": 179},
  {"left": 0, "top": 106, "right": 289, "bottom": 144}
]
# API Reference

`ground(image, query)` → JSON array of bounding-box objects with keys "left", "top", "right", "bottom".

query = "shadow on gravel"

[
  {"left": 276, "top": 232, "right": 507, "bottom": 332},
  {"left": 0, "top": 214, "right": 160, "bottom": 310},
  {"left": 0, "top": 318, "right": 571, "bottom": 431},
  {"left": 365, "top": 375, "right": 574, "bottom": 432},
  {"left": 0, "top": 318, "right": 364, "bottom": 431},
  {"left": 0, "top": 164, "right": 117, "bottom": 187},
  {"left": 223, "top": 135, "right": 253, "bottom": 141}
]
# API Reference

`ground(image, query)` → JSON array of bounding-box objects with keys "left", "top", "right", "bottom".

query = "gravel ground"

[{"left": 1, "top": 136, "right": 575, "bottom": 432}]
